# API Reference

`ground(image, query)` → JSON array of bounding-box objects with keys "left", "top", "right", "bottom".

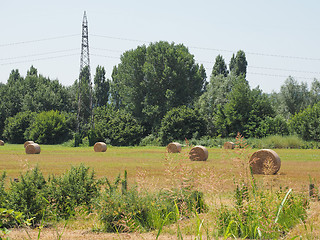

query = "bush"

[
  {"left": 25, "top": 110, "right": 73, "bottom": 144},
  {"left": 5, "top": 166, "right": 48, "bottom": 225},
  {"left": 95, "top": 106, "right": 144, "bottom": 146},
  {"left": 159, "top": 106, "right": 207, "bottom": 145},
  {"left": 289, "top": 102, "right": 320, "bottom": 141},
  {"left": 139, "top": 134, "right": 162, "bottom": 146},
  {"left": 47, "top": 164, "right": 101, "bottom": 219},
  {"left": 256, "top": 115, "right": 289, "bottom": 138},
  {"left": 2, "top": 111, "right": 36, "bottom": 143}
]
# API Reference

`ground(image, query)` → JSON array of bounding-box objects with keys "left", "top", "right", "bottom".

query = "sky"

[{"left": 1, "top": 0, "right": 320, "bottom": 93}]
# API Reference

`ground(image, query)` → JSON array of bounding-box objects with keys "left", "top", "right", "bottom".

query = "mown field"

[{"left": 1, "top": 144, "right": 320, "bottom": 239}]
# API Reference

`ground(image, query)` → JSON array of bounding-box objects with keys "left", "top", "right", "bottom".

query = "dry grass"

[{"left": 1, "top": 144, "right": 320, "bottom": 239}]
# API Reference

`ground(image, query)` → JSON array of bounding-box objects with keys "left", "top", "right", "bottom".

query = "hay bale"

[
  {"left": 224, "top": 141, "right": 235, "bottom": 149},
  {"left": 189, "top": 145, "right": 208, "bottom": 161},
  {"left": 25, "top": 143, "right": 41, "bottom": 154},
  {"left": 166, "top": 142, "right": 182, "bottom": 153},
  {"left": 94, "top": 142, "right": 107, "bottom": 152},
  {"left": 24, "top": 141, "right": 34, "bottom": 148},
  {"left": 249, "top": 149, "right": 281, "bottom": 175},
  {"left": 0, "top": 140, "right": 4, "bottom": 146}
]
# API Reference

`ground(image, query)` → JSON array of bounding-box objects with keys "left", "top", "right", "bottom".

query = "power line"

[
  {"left": 0, "top": 48, "right": 79, "bottom": 61},
  {"left": 0, "top": 34, "right": 79, "bottom": 47},
  {"left": 91, "top": 33, "right": 320, "bottom": 61},
  {"left": 0, "top": 53, "right": 79, "bottom": 66}
]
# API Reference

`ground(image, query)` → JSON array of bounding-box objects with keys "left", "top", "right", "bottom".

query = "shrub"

[
  {"left": 0, "top": 173, "right": 6, "bottom": 208},
  {"left": 2, "top": 111, "right": 36, "bottom": 143},
  {"left": 289, "top": 102, "right": 320, "bottom": 141},
  {"left": 159, "top": 106, "right": 207, "bottom": 145},
  {"left": 95, "top": 106, "right": 144, "bottom": 146},
  {"left": 25, "top": 110, "right": 73, "bottom": 144},
  {"left": 47, "top": 164, "right": 101, "bottom": 219},
  {"left": 256, "top": 115, "right": 289, "bottom": 138},
  {"left": 139, "top": 134, "right": 162, "bottom": 146},
  {"left": 97, "top": 171, "right": 206, "bottom": 233},
  {"left": 5, "top": 166, "right": 48, "bottom": 225}
]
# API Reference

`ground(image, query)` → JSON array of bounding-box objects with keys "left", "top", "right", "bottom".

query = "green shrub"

[
  {"left": 95, "top": 106, "right": 144, "bottom": 146},
  {"left": 47, "top": 164, "right": 101, "bottom": 219},
  {"left": 2, "top": 111, "right": 35, "bottom": 143},
  {"left": 5, "top": 166, "right": 48, "bottom": 225},
  {"left": 159, "top": 106, "right": 207, "bottom": 145},
  {"left": 97, "top": 171, "right": 206, "bottom": 233},
  {"left": 256, "top": 115, "right": 289, "bottom": 138},
  {"left": 289, "top": 102, "right": 320, "bottom": 141},
  {"left": 25, "top": 110, "right": 73, "bottom": 144},
  {"left": 0, "top": 173, "right": 6, "bottom": 208},
  {"left": 139, "top": 134, "right": 162, "bottom": 146}
]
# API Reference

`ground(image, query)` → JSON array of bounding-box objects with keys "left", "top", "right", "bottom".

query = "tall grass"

[{"left": 215, "top": 133, "right": 309, "bottom": 239}]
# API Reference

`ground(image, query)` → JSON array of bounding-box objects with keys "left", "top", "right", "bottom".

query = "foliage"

[
  {"left": 2, "top": 111, "right": 36, "bottom": 143},
  {"left": 47, "top": 164, "right": 102, "bottom": 219},
  {"left": 159, "top": 106, "right": 207, "bottom": 145},
  {"left": 111, "top": 41, "right": 207, "bottom": 133},
  {"left": 211, "top": 55, "right": 228, "bottom": 77},
  {"left": 229, "top": 50, "right": 247, "bottom": 77},
  {"left": 217, "top": 186, "right": 308, "bottom": 239},
  {"left": 280, "top": 76, "right": 310, "bottom": 116},
  {"left": 0, "top": 172, "right": 6, "bottom": 208},
  {"left": 139, "top": 134, "right": 162, "bottom": 146},
  {"left": 289, "top": 102, "right": 320, "bottom": 141},
  {"left": 256, "top": 115, "right": 289, "bottom": 138},
  {"left": 214, "top": 77, "right": 274, "bottom": 138},
  {"left": 5, "top": 166, "right": 47, "bottom": 225},
  {"left": 98, "top": 171, "right": 206, "bottom": 233},
  {"left": 94, "top": 106, "right": 144, "bottom": 146},
  {"left": 25, "top": 110, "right": 73, "bottom": 144},
  {"left": 93, "top": 65, "right": 110, "bottom": 107}
]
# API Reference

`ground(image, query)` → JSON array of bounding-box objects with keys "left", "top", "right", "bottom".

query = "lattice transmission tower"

[{"left": 77, "top": 11, "right": 94, "bottom": 132}]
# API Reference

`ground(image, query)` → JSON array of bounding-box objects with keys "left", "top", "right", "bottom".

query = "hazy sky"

[{"left": 1, "top": 0, "right": 320, "bottom": 93}]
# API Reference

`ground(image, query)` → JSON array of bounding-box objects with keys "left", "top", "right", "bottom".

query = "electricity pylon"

[{"left": 77, "top": 11, "right": 94, "bottom": 132}]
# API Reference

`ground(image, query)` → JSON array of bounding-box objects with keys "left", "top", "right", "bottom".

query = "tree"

[
  {"left": 93, "top": 66, "right": 110, "bottom": 107},
  {"left": 195, "top": 74, "right": 237, "bottom": 136},
  {"left": 229, "top": 50, "right": 248, "bottom": 77},
  {"left": 212, "top": 55, "right": 228, "bottom": 77},
  {"left": 111, "top": 41, "right": 207, "bottom": 133},
  {"left": 214, "top": 77, "right": 274, "bottom": 137},
  {"left": 280, "top": 76, "right": 310, "bottom": 116},
  {"left": 310, "top": 78, "right": 320, "bottom": 106}
]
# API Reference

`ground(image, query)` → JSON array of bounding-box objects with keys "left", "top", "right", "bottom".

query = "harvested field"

[{"left": 1, "top": 144, "right": 320, "bottom": 239}]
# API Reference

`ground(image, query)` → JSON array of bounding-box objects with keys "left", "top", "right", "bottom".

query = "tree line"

[{"left": 1, "top": 41, "right": 320, "bottom": 146}]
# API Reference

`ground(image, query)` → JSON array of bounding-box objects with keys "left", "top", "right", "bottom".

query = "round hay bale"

[
  {"left": 25, "top": 143, "right": 41, "bottom": 154},
  {"left": 224, "top": 141, "right": 235, "bottom": 149},
  {"left": 94, "top": 142, "right": 107, "bottom": 152},
  {"left": 24, "top": 141, "right": 34, "bottom": 148},
  {"left": 189, "top": 145, "right": 208, "bottom": 161},
  {"left": 166, "top": 142, "right": 182, "bottom": 153},
  {"left": 249, "top": 149, "right": 281, "bottom": 175},
  {"left": 0, "top": 140, "right": 4, "bottom": 146}
]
